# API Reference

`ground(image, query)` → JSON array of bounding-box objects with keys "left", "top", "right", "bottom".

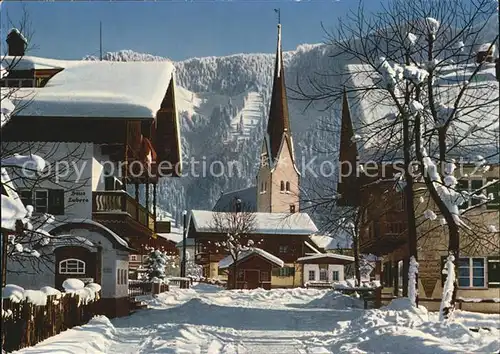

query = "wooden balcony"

[
  {"left": 360, "top": 220, "right": 408, "bottom": 256},
  {"left": 92, "top": 191, "right": 155, "bottom": 244}
]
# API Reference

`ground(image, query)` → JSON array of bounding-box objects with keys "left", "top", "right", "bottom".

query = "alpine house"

[{"left": 1, "top": 29, "right": 182, "bottom": 317}]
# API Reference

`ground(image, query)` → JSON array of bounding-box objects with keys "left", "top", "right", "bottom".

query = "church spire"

[{"left": 266, "top": 18, "right": 291, "bottom": 162}]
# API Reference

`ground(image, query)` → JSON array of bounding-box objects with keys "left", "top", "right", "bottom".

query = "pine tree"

[{"left": 145, "top": 249, "right": 170, "bottom": 281}]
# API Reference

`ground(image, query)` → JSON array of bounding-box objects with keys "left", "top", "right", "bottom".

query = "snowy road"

[
  {"left": 14, "top": 284, "right": 500, "bottom": 354},
  {"left": 106, "top": 285, "right": 358, "bottom": 354}
]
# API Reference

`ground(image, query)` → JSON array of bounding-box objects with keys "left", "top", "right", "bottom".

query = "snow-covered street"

[{"left": 13, "top": 284, "right": 500, "bottom": 354}]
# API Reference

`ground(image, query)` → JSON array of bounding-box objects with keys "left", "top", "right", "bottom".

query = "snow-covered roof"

[
  {"left": 157, "top": 226, "right": 183, "bottom": 243},
  {"left": 189, "top": 210, "right": 318, "bottom": 235},
  {"left": 3, "top": 56, "right": 66, "bottom": 70},
  {"left": 345, "top": 63, "right": 499, "bottom": 160},
  {"left": 44, "top": 218, "right": 132, "bottom": 252},
  {"left": 6, "top": 56, "right": 176, "bottom": 119},
  {"left": 212, "top": 186, "right": 257, "bottom": 212},
  {"left": 304, "top": 240, "right": 321, "bottom": 254},
  {"left": 175, "top": 238, "right": 195, "bottom": 248},
  {"left": 309, "top": 233, "right": 351, "bottom": 250},
  {"left": 297, "top": 253, "right": 355, "bottom": 263},
  {"left": 218, "top": 247, "right": 284, "bottom": 269}
]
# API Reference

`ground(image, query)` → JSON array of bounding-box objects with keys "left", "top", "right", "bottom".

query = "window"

[
  {"left": 264, "top": 181, "right": 267, "bottom": 193},
  {"left": 332, "top": 270, "right": 340, "bottom": 282},
  {"left": 458, "top": 257, "right": 486, "bottom": 288},
  {"left": 285, "top": 181, "right": 290, "bottom": 192},
  {"left": 456, "top": 180, "right": 469, "bottom": 208},
  {"left": 280, "top": 181, "right": 285, "bottom": 192},
  {"left": 260, "top": 181, "right": 264, "bottom": 193},
  {"left": 237, "top": 270, "right": 244, "bottom": 281},
  {"left": 319, "top": 269, "right": 328, "bottom": 281},
  {"left": 19, "top": 189, "right": 64, "bottom": 215},
  {"left": 117, "top": 269, "right": 121, "bottom": 285},
  {"left": 308, "top": 270, "right": 316, "bottom": 281},
  {"left": 470, "top": 180, "right": 484, "bottom": 206},
  {"left": 279, "top": 245, "right": 289, "bottom": 254},
  {"left": 486, "top": 178, "right": 500, "bottom": 210},
  {"left": 488, "top": 257, "right": 500, "bottom": 288},
  {"left": 289, "top": 204, "right": 296, "bottom": 213},
  {"left": 130, "top": 255, "right": 138, "bottom": 262},
  {"left": 261, "top": 271, "right": 270, "bottom": 282},
  {"left": 274, "top": 267, "right": 295, "bottom": 277},
  {"left": 457, "top": 179, "right": 489, "bottom": 208},
  {"left": 59, "top": 259, "right": 85, "bottom": 275}
]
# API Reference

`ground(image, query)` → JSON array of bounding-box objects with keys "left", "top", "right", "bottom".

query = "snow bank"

[
  {"left": 299, "top": 290, "right": 364, "bottom": 309},
  {"left": 24, "top": 290, "right": 48, "bottom": 306},
  {"left": 2, "top": 284, "right": 24, "bottom": 303},
  {"left": 13, "top": 315, "right": 117, "bottom": 354},
  {"left": 40, "top": 286, "right": 62, "bottom": 299},
  {"left": 62, "top": 278, "right": 85, "bottom": 292}
]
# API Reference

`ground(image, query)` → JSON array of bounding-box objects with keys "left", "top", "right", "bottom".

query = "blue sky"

[{"left": 0, "top": 1, "right": 389, "bottom": 61}]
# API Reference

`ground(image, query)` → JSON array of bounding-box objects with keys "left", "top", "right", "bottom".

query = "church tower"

[{"left": 256, "top": 23, "right": 300, "bottom": 213}]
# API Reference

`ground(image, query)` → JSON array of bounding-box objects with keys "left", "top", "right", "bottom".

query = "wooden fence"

[
  {"left": 128, "top": 282, "right": 153, "bottom": 299},
  {"left": 1, "top": 292, "right": 101, "bottom": 353}
]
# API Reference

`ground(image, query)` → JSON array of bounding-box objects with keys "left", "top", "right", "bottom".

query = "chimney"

[{"left": 6, "top": 28, "right": 27, "bottom": 57}]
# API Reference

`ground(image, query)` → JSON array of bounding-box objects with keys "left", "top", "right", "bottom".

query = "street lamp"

[{"left": 181, "top": 210, "right": 188, "bottom": 282}]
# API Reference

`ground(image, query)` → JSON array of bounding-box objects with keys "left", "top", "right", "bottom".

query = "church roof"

[
  {"left": 266, "top": 24, "right": 293, "bottom": 165},
  {"left": 212, "top": 186, "right": 257, "bottom": 212},
  {"left": 189, "top": 210, "right": 318, "bottom": 236}
]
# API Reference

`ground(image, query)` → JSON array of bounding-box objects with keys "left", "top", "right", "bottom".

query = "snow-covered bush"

[{"left": 145, "top": 249, "right": 175, "bottom": 281}]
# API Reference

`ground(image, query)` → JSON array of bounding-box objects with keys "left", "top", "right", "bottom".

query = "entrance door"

[{"left": 245, "top": 270, "right": 260, "bottom": 289}]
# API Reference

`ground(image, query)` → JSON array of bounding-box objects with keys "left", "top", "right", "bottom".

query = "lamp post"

[{"left": 181, "top": 210, "right": 187, "bottom": 283}]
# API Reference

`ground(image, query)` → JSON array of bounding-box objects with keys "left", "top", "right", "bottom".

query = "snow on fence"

[{"left": 1, "top": 289, "right": 101, "bottom": 352}]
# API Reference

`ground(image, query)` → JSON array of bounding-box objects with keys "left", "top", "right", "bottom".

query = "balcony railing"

[{"left": 92, "top": 191, "right": 155, "bottom": 231}]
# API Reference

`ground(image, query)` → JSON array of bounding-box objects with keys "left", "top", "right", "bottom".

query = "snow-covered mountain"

[
  {"left": 85, "top": 15, "right": 498, "bottom": 225},
  {"left": 85, "top": 43, "right": 341, "bottom": 224}
]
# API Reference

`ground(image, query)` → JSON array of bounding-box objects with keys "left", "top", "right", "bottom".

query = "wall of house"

[
  {"left": 256, "top": 155, "right": 272, "bottom": 212},
  {"left": 378, "top": 166, "right": 500, "bottom": 312},
  {"left": 114, "top": 254, "right": 129, "bottom": 298},
  {"left": 271, "top": 263, "right": 297, "bottom": 288},
  {"left": 303, "top": 264, "right": 345, "bottom": 283},
  {"left": 92, "top": 145, "right": 121, "bottom": 192},
  {"left": 270, "top": 138, "right": 300, "bottom": 213},
  {"left": 5, "top": 142, "right": 94, "bottom": 222}
]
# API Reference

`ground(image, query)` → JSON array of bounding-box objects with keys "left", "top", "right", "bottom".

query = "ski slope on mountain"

[{"left": 14, "top": 284, "right": 500, "bottom": 354}]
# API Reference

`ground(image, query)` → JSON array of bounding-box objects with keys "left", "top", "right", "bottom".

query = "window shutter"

[
  {"left": 19, "top": 190, "right": 33, "bottom": 208},
  {"left": 488, "top": 257, "right": 500, "bottom": 288},
  {"left": 486, "top": 178, "right": 500, "bottom": 210},
  {"left": 48, "top": 189, "right": 65, "bottom": 215}
]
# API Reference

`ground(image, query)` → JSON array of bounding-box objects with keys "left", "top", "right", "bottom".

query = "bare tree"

[
  {"left": 210, "top": 201, "right": 257, "bottom": 289},
  {"left": 293, "top": 0, "right": 498, "bottom": 318}
]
